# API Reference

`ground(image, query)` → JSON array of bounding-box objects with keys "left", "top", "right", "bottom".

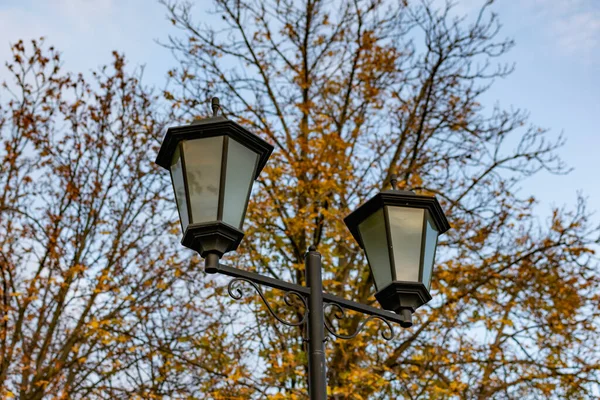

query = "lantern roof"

[
  {"left": 344, "top": 190, "right": 451, "bottom": 249},
  {"left": 155, "top": 101, "right": 273, "bottom": 178}
]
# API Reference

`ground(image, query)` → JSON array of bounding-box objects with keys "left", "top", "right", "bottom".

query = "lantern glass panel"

[
  {"left": 421, "top": 211, "right": 439, "bottom": 289},
  {"left": 183, "top": 137, "right": 223, "bottom": 224},
  {"left": 170, "top": 145, "right": 189, "bottom": 232},
  {"left": 358, "top": 208, "right": 392, "bottom": 291},
  {"left": 387, "top": 206, "right": 424, "bottom": 283},
  {"left": 222, "top": 138, "right": 259, "bottom": 228}
]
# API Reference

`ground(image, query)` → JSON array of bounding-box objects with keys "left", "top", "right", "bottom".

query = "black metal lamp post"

[{"left": 155, "top": 98, "right": 450, "bottom": 400}]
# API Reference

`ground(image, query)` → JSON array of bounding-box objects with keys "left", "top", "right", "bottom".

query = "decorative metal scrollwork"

[
  {"left": 227, "top": 278, "right": 308, "bottom": 327},
  {"left": 323, "top": 302, "right": 395, "bottom": 340}
]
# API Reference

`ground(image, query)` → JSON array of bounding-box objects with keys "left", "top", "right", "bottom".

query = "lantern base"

[
  {"left": 181, "top": 222, "right": 244, "bottom": 258},
  {"left": 375, "top": 281, "right": 432, "bottom": 314}
]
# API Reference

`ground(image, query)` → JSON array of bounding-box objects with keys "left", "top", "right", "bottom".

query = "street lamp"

[
  {"left": 155, "top": 98, "right": 450, "bottom": 400},
  {"left": 344, "top": 181, "right": 450, "bottom": 325},
  {"left": 155, "top": 98, "right": 273, "bottom": 266}
]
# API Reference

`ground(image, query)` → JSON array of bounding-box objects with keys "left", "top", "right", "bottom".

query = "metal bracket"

[
  {"left": 227, "top": 277, "right": 308, "bottom": 327},
  {"left": 214, "top": 263, "right": 408, "bottom": 338},
  {"left": 324, "top": 303, "right": 394, "bottom": 340}
]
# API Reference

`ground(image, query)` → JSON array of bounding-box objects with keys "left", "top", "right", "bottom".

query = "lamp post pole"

[{"left": 306, "top": 246, "right": 327, "bottom": 400}]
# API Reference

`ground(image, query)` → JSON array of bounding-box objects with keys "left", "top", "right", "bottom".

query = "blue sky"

[{"left": 1, "top": 0, "right": 598, "bottom": 224}]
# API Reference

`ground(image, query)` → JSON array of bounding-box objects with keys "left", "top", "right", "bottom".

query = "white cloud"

[
  {"left": 432, "top": 0, "right": 600, "bottom": 62},
  {"left": 551, "top": 6, "right": 600, "bottom": 56},
  {"left": 521, "top": 0, "right": 600, "bottom": 59},
  {"left": 52, "top": 0, "right": 117, "bottom": 32},
  {"left": 0, "top": 0, "right": 171, "bottom": 87}
]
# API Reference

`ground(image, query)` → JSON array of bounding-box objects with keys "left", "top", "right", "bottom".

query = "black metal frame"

[
  {"left": 204, "top": 247, "right": 410, "bottom": 400},
  {"left": 343, "top": 189, "right": 451, "bottom": 316},
  {"left": 155, "top": 116, "right": 273, "bottom": 177},
  {"left": 181, "top": 221, "right": 244, "bottom": 258},
  {"left": 344, "top": 190, "right": 451, "bottom": 249},
  {"left": 156, "top": 99, "right": 274, "bottom": 257}
]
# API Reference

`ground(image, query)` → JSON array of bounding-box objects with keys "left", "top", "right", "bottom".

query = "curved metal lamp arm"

[
  {"left": 210, "top": 262, "right": 409, "bottom": 330},
  {"left": 324, "top": 302, "right": 394, "bottom": 341},
  {"left": 227, "top": 278, "right": 308, "bottom": 327}
]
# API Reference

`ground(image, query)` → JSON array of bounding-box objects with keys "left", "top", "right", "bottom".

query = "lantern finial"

[
  {"left": 211, "top": 97, "right": 220, "bottom": 116},
  {"left": 390, "top": 174, "right": 398, "bottom": 190}
]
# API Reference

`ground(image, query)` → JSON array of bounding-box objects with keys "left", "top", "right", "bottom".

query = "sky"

[{"left": 1, "top": 0, "right": 598, "bottom": 225}]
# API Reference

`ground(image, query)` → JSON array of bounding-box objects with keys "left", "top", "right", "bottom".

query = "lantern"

[
  {"left": 155, "top": 98, "right": 273, "bottom": 265},
  {"left": 344, "top": 184, "right": 450, "bottom": 325}
]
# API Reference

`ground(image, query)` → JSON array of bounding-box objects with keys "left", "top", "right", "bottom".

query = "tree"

[
  {"left": 161, "top": 0, "right": 600, "bottom": 398},
  {"left": 0, "top": 39, "right": 250, "bottom": 399}
]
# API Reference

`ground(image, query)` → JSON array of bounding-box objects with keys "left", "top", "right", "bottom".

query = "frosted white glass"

[
  {"left": 222, "top": 139, "right": 258, "bottom": 228},
  {"left": 358, "top": 209, "right": 392, "bottom": 291},
  {"left": 387, "top": 206, "right": 424, "bottom": 283},
  {"left": 183, "top": 137, "right": 223, "bottom": 224},
  {"left": 170, "top": 146, "right": 189, "bottom": 232},
  {"left": 422, "top": 211, "right": 438, "bottom": 289}
]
